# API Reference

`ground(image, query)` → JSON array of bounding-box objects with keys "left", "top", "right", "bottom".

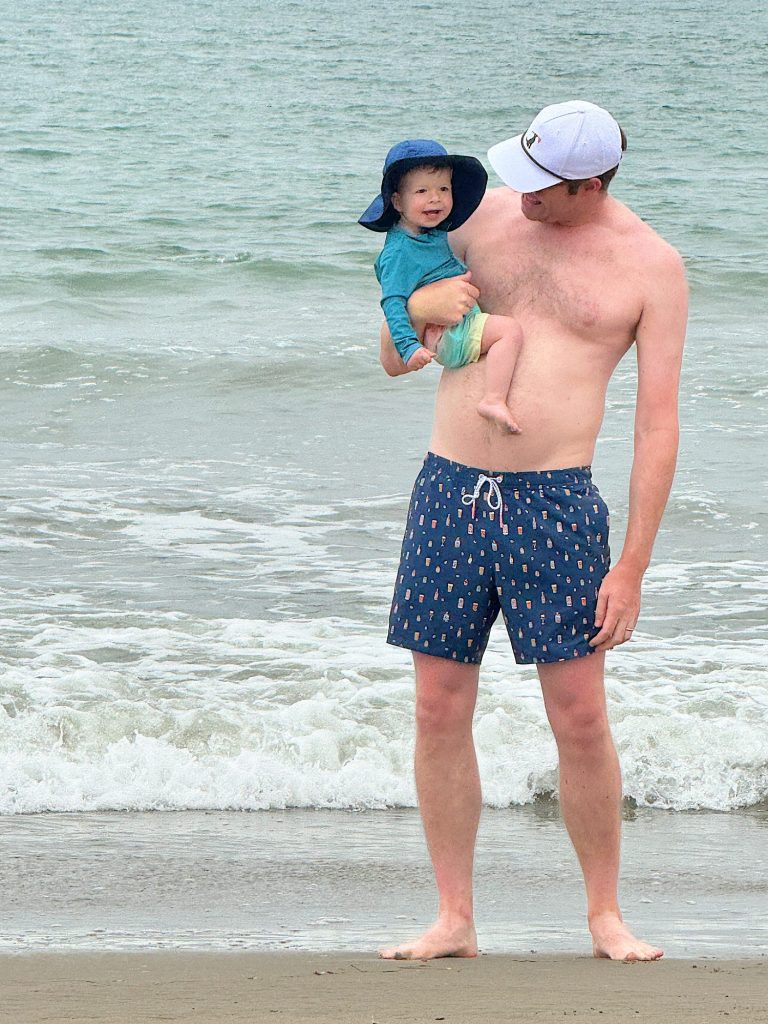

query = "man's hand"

[
  {"left": 589, "top": 561, "right": 643, "bottom": 652},
  {"left": 406, "top": 346, "right": 434, "bottom": 371},
  {"left": 407, "top": 271, "right": 480, "bottom": 327}
]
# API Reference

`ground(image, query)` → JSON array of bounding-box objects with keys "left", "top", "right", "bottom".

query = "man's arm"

[
  {"left": 379, "top": 322, "right": 414, "bottom": 376},
  {"left": 591, "top": 247, "right": 688, "bottom": 652},
  {"left": 406, "top": 271, "right": 480, "bottom": 327},
  {"left": 379, "top": 270, "right": 480, "bottom": 377}
]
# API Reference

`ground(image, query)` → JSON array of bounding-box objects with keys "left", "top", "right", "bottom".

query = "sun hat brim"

[
  {"left": 487, "top": 134, "right": 564, "bottom": 193},
  {"left": 359, "top": 154, "right": 488, "bottom": 233}
]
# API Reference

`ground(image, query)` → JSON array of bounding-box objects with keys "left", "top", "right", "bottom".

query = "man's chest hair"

[{"left": 469, "top": 235, "right": 639, "bottom": 337}]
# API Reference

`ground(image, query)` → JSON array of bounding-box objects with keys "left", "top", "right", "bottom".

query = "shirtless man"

[{"left": 378, "top": 101, "right": 687, "bottom": 962}]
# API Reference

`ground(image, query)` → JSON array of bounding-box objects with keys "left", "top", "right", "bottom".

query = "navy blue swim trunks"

[{"left": 388, "top": 452, "right": 611, "bottom": 665}]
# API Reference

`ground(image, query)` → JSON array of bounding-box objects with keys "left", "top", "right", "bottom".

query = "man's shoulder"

[
  {"left": 610, "top": 202, "right": 687, "bottom": 317},
  {"left": 450, "top": 187, "right": 517, "bottom": 253},
  {"left": 613, "top": 199, "right": 684, "bottom": 272},
  {"left": 472, "top": 186, "right": 518, "bottom": 223}
]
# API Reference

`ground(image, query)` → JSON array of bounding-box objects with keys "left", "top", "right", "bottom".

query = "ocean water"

[{"left": 1, "top": 0, "right": 767, "bottom": 838}]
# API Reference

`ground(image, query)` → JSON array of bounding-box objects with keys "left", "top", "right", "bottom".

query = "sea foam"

[{"left": 2, "top": 615, "right": 766, "bottom": 815}]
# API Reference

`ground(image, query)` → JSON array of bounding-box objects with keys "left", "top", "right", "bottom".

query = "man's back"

[{"left": 427, "top": 187, "right": 683, "bottom": 472}]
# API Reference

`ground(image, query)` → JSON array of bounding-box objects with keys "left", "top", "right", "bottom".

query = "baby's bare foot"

[
  {"left": 477, "top": 399, "right": 520, "bottom": 434},
  {"left": 379, "top": 918, "right": 478, "bottom": 961}
]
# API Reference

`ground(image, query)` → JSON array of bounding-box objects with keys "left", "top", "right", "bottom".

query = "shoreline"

[
  {"left": 3, "top": 808, "right": 767, "bottom": 958},
  {"left": 3, "top": 950, "right": 766, "bottom": 1024}
]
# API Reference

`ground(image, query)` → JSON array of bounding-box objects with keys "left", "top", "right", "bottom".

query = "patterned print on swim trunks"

[{"left": 388, "top": 452, "right": 611, "bottom": 664}]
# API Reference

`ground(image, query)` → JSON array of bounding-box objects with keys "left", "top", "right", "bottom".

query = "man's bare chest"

[{"left": 468, "top": 237, "right": 641, "bottom": 338}]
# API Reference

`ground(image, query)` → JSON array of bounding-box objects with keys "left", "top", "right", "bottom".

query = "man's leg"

[
  {"left": 537, "top": 653, "right": 663, "bottom": 961},
  {"left": 379, "top": 652, "right": 481, "bottom": 960}
]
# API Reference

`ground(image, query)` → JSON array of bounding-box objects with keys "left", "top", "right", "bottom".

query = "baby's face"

[{"left": 392, "top": 166, "right": 453, "bottom": 233}]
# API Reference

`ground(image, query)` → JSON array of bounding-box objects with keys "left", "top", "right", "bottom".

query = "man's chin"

[
  {"left": 521, "top": 205, "right": 546, "bottom": 222},
  {"left": 520, "top": 193, "right": 545, "bottom": 220}
]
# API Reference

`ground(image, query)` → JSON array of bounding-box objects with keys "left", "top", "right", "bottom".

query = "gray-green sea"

[{"left": 0, "top": 0, "right": 766, "bottom": 953}]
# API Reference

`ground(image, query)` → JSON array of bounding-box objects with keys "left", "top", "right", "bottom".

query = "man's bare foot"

[
  {"left": 379, "top": 918, "right": 478, "bottom": 961},
  {"left": 477, "top": 399, "right": 521, "bottom": 434},
  {"left": 590, "top": 912, "right": 663, "bottom": 962}
]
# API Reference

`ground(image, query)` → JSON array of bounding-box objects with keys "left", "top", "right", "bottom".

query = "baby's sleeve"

[{"left": 376, "top": 244, "right": 422, "bottom": 365}]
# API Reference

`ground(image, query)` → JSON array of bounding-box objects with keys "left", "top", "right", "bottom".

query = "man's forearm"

[
  {"left": 407, "top": 273, "right": 479, "bottom": 327},
  {"left": 618, "top": 426, "right": 679, "bottom": 574},
  {"left": 379, "top": 324, "right": 411, "bottom": 376}
]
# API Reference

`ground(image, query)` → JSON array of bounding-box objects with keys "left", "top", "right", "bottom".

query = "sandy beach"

[
  {"left": 3, "top": 951, "right": 766, "bottom": 1024},
  {"left": 3, "top": 814, "right": 766, "bottom": 1022}
]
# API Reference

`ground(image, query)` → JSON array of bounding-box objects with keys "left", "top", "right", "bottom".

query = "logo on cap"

[{"left": 524, "top": 130, "right": 541, "bottom": 150}]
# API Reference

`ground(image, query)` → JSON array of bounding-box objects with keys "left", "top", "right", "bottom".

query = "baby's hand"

[{"left": 406, "top": 346, "right": 434, "bottom": 371}]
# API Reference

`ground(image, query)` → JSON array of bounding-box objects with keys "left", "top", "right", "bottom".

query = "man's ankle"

[
  {"left": 438, "top": 906, "right": 474, "bottom": 926},
  {"left": 588, "top": 908, "right": 623, "bottom": 927}
]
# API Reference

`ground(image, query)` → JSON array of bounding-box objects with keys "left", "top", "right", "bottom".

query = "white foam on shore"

[{"left": 1, "top": 614, "right": 766, "bottom": 815}]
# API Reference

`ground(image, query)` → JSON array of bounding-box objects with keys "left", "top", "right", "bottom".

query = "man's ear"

[{"left": 583, "top": 177, "right": 603, "bottom": 194}]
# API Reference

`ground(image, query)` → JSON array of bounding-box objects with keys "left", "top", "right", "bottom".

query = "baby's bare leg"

[
  {"left": 476, "top": 315, "right": 523, "bottom": 434},
  {"left": 422, "top": 323, "right": 445, "bottom": 353}
]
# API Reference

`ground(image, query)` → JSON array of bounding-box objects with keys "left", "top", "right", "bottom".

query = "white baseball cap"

[{"left": 488, "top": 100, "right": 623, "bottom": 193}]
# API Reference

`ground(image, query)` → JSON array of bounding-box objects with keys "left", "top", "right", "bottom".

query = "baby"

[{"left": 359, "top": 139, "right": 523, "bottom": 433}]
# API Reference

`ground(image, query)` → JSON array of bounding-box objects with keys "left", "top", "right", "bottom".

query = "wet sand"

[
  {"left": 2, "top": 951, "right": 766, "bottom": 1023},
  {"left": 3, "top": 808, "right": 768, "bottom": 956}
]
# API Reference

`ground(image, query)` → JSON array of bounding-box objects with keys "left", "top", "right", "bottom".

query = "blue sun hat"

[{"left": 358, "top": 139, "right": 488, "bottom": 233}]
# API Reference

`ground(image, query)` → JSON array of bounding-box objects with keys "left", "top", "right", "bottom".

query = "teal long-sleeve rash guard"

[{"left": 375, "top": 225, "right": 468, "bottom": 365}]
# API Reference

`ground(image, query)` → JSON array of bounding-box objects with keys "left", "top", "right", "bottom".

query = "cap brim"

[{"left": 487, "top": 135, "right": 562, "bottom": 193}]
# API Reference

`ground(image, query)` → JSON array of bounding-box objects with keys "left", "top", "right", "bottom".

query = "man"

[{"left": 378, "top": 101, "right": 687, "bottom": 962}]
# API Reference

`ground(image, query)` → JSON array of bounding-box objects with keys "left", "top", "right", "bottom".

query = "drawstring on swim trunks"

[{"left": 462, "top": 474, "right": 505, "bottom": 531}]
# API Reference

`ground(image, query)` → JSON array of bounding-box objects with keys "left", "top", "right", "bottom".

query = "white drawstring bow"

[{"left": 462, "top": 474, "right": 505, "bottom": 530}]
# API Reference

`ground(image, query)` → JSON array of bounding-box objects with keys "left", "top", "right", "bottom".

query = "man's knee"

[
  {"left": 415, "top": 692, "right": 472, "bottom": 736},
  {"left": 545, "top": 684, "right": 610, "bottom": 750},
  {"left": 565, "top": 704, "right": 610, "bottom": 741},
  {"left": 539, "top": 655, "right": 612, "bottom": 751},
  {"left": 550, "top": 698, "right": 612, "bottom": 754},
  {"left": 414, "top": 655, "right": 478, "bottom": 735}
]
